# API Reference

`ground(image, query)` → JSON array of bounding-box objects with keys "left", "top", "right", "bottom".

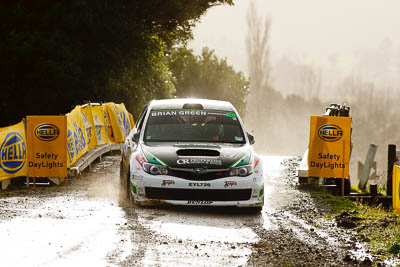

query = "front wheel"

[
  {"left": 126, "top": 173, "right": 134, "bottom": 203},
  {"left": 248, "top": 206, "right": 263, "bottom": 213}
]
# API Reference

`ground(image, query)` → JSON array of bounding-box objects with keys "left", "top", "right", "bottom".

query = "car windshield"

[{"left": 144, "top": 109, "right": 245, "bottom": 143}]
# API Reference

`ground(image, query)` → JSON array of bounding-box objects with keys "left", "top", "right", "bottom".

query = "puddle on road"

[
  {"left": 132, "top": 156, "right": 292, "bottom": 266},
  {"left": 138, "top": 211, "right": 259, "bottom": 267},
  {"left": 133, "top": 156, "right": 292, "bottom": 266},
  {"left": 0, "top": 196, "right": 132, "bottom": 267},
  {"left": 262, "top": 156, "right": 294, "bottom": 210},
  {"left": 261, "top": 155, "right": 293, "bottom": 231},
  {"left": 145, "top": 214, "right": 259, "bottom": 243}
]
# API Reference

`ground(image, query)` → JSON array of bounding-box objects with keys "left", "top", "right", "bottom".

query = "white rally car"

[{"left": 120, "top": 99, "right": 264, "bottom": 211}]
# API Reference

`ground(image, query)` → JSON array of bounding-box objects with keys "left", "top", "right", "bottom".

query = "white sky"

[{"left": 189, "top": 0, "right": 400, "bottom": 74}]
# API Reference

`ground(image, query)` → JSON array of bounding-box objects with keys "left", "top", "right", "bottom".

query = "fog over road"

[{"left": 0, "top": 155, "right": 367, "bottom": 266}]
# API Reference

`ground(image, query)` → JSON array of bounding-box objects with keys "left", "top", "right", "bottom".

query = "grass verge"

[{"left": 310, "top": 185, "right": 400, "bottom": 258}]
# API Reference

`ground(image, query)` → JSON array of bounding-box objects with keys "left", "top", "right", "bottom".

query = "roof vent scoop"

[
  {"left": 183, "top": 103, "right": 203, "bottom": 109},
  {"left": 177, "top": 149, "right": 219, "bottom": 157}
]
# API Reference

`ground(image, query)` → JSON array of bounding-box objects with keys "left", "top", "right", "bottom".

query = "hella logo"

[
  {"left": 0, "top": 132, "right": 26, "bottom": 174},
  {"left": 34, "top": 124, "right": 60, "bottom": 141},
  {"left": 318, "top": 124, "right": 343, "bottom": 142}
]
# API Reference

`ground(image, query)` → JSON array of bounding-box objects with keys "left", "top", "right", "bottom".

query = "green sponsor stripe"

[
  {"left": 142, "top": 148, "right": 168, "bottom": 166},
  {"left": 230, "top": 153, "right": 250, "bottom": 168},
  {"left": 229, "top": 156, "right": 243, "bottom": 168},
  {"left": 235, "top": 154, "right": 250, "bottom": 167},
  {"left": 131, "top": 182, "right": 137, "bottom": 194},
  {"left": 226, "top": 112, "right": 237, "bottom": 118},
  {"left": 142, "top": 149, "right": 152, "bottom": 162},
  {"left": 259, "top": 187, "right": 264, "bottom": 197},
  {"left": 152, "top": 154, "right": 168, "bottom": 166}
]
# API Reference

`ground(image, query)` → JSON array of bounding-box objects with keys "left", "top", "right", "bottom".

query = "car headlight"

[
  {"left": 143, "top": 162, "right": 168, "bottom": 175},
  {"left": 229, "top": 165, "right": 252, "bottom": 177}
]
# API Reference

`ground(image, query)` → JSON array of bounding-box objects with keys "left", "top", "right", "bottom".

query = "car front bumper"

[{"left": 129, "top": 169, "right": 264, "bottom": 207}]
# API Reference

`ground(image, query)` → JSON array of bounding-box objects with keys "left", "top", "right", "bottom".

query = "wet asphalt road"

[{"left": 0, "top": 155, "right": 367, "bottom": 266}]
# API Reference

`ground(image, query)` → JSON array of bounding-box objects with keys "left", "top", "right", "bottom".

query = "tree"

[
  {"left": 0, "top": 0, "right": 233, "bottom": 126},
  {"left": 244, "top": 2, "right": 324, "bottom": 155},
  {"left": 244, "top": 1, "right": 276, "bottom": 151},
  {"left": 245, "top": 1, "right": 271, "bottom": 91},
  {"left": 168, "top": 46, "right": 250, "bottom": 115}
]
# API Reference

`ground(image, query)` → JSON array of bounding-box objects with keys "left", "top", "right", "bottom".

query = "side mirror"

[
  {"left": 247, "top": 133, "right": 255, "bottom": 145},
  {"left": 132, "top": 132, "right": 140, "bottom": 143}
]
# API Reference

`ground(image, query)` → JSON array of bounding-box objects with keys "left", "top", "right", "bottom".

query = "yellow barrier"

[
  {"left": 393, "top": 165, "right": 400, "bottom": 214},
  {"left": 105, "top": 102, "right": 132, "bottom": 143},
  {"left": 91, "top": 104, "right": 109, "bottom": 145},
  {"left": 129, "top": 113, "right": 135, "bottom": 130},
  {"left": 1, "top": 102, "right": 134, "bottom": 181},
  {"left": 81, "top": 104, "right": 101, "bottom": 149},
  {"left": 103, "top": 103, "right": 116, "bottom": 144},
  {"left": 0, "top": 121, "right": 27, "bottom": 181},
  {"left": 81, "top": 105, "right": 96, "bottom": 149},
  {"left": 120, "top": 103, "right": 134, "bottom": 136},
  {"left": 66, "top": 106, "right": 89, "bottom": 167}
]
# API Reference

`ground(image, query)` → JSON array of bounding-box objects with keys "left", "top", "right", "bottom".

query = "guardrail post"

[
  {"left": 358, "top": 144, "right": 378, "bottom": 189},
  {"left": 387, "top": 144, "right": 396, "bottom": 196}
]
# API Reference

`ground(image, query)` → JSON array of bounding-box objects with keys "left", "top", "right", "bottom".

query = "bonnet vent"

[{"left": 177, "top": 149, "right": 220, "bottom": 157}]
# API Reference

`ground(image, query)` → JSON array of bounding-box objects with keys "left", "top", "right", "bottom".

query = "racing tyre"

[
  {"left": 126, "top": 173, "right": 134, "bottom": 203},
  {"left": 248, "top": 206, "right": 263, "bottom": 214},
  {"left": 118, "top": 162, "right": 127, "bottom": 204}
]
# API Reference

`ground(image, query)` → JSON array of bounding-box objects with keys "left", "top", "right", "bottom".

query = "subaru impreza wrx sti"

[{"left": 120, "top": 99, "right": 264, "bottom": 211}]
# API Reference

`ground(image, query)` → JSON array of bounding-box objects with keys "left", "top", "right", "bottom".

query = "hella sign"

[
  {"left": 34, "top": 124, "right": 60, "bottom": 141},
  {"left": 0, "top": 132, "right": 26, "bottom": 174},
  {"left": 317, "top": 124, "right": 343, "bottom": 142}
]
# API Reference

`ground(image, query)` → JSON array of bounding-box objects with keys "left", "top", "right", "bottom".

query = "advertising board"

[
  {"left": 308, "top": 116, "right": 351, "bottom": 178},
  {"left": 27, "top": 116, "right": 67, "bottom": 178}
]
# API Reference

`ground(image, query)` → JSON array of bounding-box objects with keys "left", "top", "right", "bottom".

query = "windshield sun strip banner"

[
  {"left": 150, "top": 109, "right": 236, "bottom": 117},
  {"left": 151, "top": 109, "right": 233, "bottom": 113}
]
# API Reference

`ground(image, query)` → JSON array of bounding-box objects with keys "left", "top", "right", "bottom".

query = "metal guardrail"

[
  {"left": 0, "top": 143, "right": 122, "bottom": 190},
  {"left": 68, "top": 143, "right": 122, "bottom": 177}
]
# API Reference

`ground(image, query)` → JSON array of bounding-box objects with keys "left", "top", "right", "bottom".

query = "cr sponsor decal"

[
  {"left": 0, "top": 132, "right": 26, "bottom": 174},
  {"left": 34, "top": 124, "right": 59, "bottom": 141},
  {"left": 318, "top": 124, "right": 343, "bottom": 142},
  {"left": 162, "top": 180, "right": 175, "bottom": 186},
  {"left": 224, "top": 181, "right": 237, "bottom": 187},
  {"left": 189, "top": 182, "right": 210, "bottom": 187},
  {"left": 177, "top": 158, "right": 222, "bottom": 165},
  {"left": 187, "top": 200, "right": 213, "bottom": 205}
]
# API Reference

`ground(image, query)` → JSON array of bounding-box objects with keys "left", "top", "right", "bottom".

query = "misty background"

[{"left": 189, "top": 0, "right": 400, "bottom": 185}]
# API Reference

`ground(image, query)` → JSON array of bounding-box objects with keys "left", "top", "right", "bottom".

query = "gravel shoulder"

[{"left": 248, "top": 157, "right": 361, "bottom": 266}]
